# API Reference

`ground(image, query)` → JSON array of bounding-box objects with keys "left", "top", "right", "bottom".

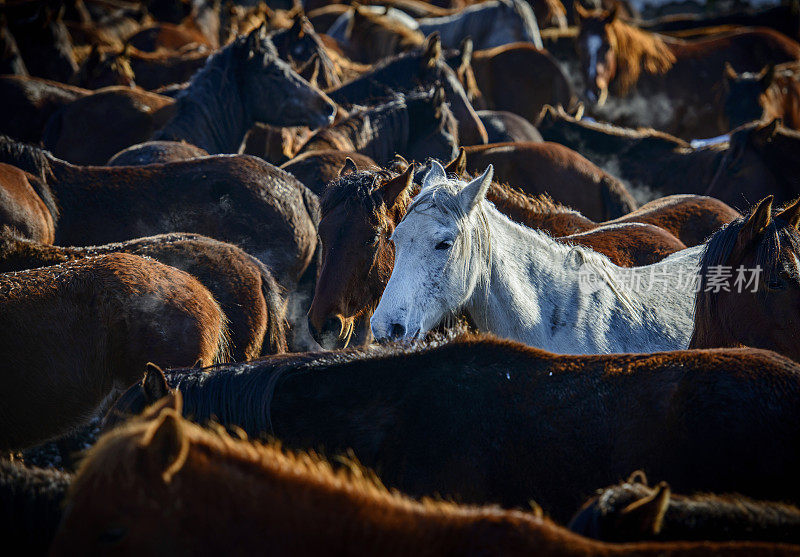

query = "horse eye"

[
  {"left": 98, "top": 526, "right": 128, "bottom": 545},
  {"left": 435, "top": 240, "right": 452, "bottom": 250}
]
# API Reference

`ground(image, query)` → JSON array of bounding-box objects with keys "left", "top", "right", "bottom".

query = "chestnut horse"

[
  {"left": 106, "top": 334, "right": 800, "bottom": 524},
  {"left": 575, "top": 5, "right": 800, "bottom": 139},
  {"left": 0, "top": 253, "right": 229, "bottom": 451},
  {"left": 57, "top": 394, "right": 800, "bottom": 555},
  {"left": 0, "top": 163, "right": 57, "bottom": 244},
  {"left": 0, "top": 139, "right": 319, "bottom": 289},
  {"left": 462, "top": 142, "right": 637, "bottom": 220},
  {"left": 280, "top": 150, "right": 378, "bottom": 196},
  {"left": 308, "top": 161, "right": 686, "bottom": 348},
  {"left": 0, "top": 231, "right": 287, "bottom": 360},
  {"left": 570, "top": 470, "right": 800, "bottom": 544},
  {"left": 690, "top": 196, "right": 800, "bottom": 362}
]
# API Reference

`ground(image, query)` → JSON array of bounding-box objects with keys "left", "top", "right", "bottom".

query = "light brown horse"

[
  {"left": 0, "top": 253, "right": 229, "bottom": 451},
  {"left": 0, "top": 230, "right": 287, "bottom": 361},
  {"left": 0, "top": 163, "right": 57, "bottom": 244},
  {"left": 690, "top": 196, "right": 800, "bottom": 362},
  {"left": 53, "top": 393, "right": 800, "bottom": 555},
  {"left": 576, "top": 4, "right": 800, "bottom": 139}
]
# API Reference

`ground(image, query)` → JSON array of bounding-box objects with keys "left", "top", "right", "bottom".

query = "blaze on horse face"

[
  {"left": 371, "top": 162, "right": 493, "bottom": 341},
  {"left": 576, "top": 3, "right": 618, "bottom": 105},
  {"left": 243, "top": 25, "right": 336, "bottom": 129}
]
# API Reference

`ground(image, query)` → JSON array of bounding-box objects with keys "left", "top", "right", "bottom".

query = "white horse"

[{"left": 371, "top": 161, "right": 702, "bottom": 354}]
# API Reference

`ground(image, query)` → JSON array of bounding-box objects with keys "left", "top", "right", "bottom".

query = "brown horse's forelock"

[
  {"left": 320, "top": 169, "right": 394, "bottom": 217},
  {"left": 694, "top": 206, "right": 800, "bottom": 333},
  {"left": 0, "top": 136, "right": 60, "bottom": 223}
]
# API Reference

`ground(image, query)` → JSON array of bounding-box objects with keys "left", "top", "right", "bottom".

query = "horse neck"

[
  {"left": 154, "top": 52, "right": 249, "bottom": 154},
  {"left": 345, "top": 105, "right": 409, "bottom": 164}
]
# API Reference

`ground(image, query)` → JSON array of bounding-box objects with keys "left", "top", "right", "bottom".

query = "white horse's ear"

[
  {"left": 422, "top": 160, "right": 447, "bottom": 191},
  {"left": 458, "top": 165, "right": 493, "bottom": 213}
]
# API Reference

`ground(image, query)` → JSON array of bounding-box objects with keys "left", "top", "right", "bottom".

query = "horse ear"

[
  {"left": 422, "top": 32, "right": 442, "bottom": 68},
  {"left": 537, "top": 105, "right": 557, "bottom": 125},
  {"left": 627, "top": 470, "right": 648, "bottom": 485},
  {"left": 299, "top": 53, "right": 321, "bottom": 86},
  {"left": 432, "top": 84, "right": 446, "bottom": 110},
  {"left": 290, "top": 13, "right": 305, "bottom": 38},
  {"left": 380, "top": 164, "right": 415, "bottom": 209},
  {"left": 140, "top": 409, "right": 190, "bottom": 483},
  {"left": 572, "top": 101, "right": 585, "bottom": 120},
  {"left": 458, "top": 37, "right": 473, "bottom": 72},
  {"left": 339, "top": 157, "right": 358, "bottom": 177},
  {"left": 458, "top": 165, "right": 493, "bottom": 214},
  {"left": 618, "top": 482, "right": 671, "bottom": 536},
  {"left": 759, "top": 64, "right": 776, "bottom": 91},
  {"left": 389, "top": 154, "right": 410, "bottom": 172},
  {"left": 764, "top": 117, "right": 781, "bottom": 141},
  {"left": 724, "top": 62, "right": 738, "bottom": 81},
  {"left": 776, "top": 198, "right": 800, "bottom": 230},
  {"left": 121, "top": 41, "right": 132, "bottom": 59},
  {"left": 422, "top": 159, "right": 447, "bottom": 190},
  {"left": 738, "top": 195, "right": 774, "bottom": 248},
  {"left": 143, "top": 363, "right": 170, "bottom": 403},
  {"left": 444, "top": 147, "right": 467, "bottom": 176}
]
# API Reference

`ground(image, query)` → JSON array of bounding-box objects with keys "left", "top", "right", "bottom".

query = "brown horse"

[
  {"left": 341, "top": 5, "right": 425, "bottom": 63},
  {"left": 536, "top": 106, "right": 794, "bottom": 207},
  {"left": 454, "top": 41, "right": 575, "bottom": 124},
  {"left": 570, "top": 470, "right": 800, "bottom": 544},
  {"left": 0, "top": 230, "right": 287, "bottom": 360},
  {"left": 0, "top": 139, "right": 319, "bottom": 289},
  {"left": 55, "top": 394, "right": 800, "bottom": 555},
  {"left": 269, "top": 14, "right": 343, "bottom": 90},
  {"left": 690, "top": 196, "right": 800, "bottom": 362},
  {"left": 463, "top": 142, "right": 637, "bottom": 220},
  {"left": 0, "top": 163, "right": 57, "bottom": 244},
  {"left": 42, "top": 87, "right": 176, "bottom": 166},
  {"left": 125, "top": 22, "right": 212, "bottom": 52},
  {"left": 724, "top": 62, "right": 800, "bottom": 131},
  {"left": 307, "top": 162, "right": 683, "bottom": 348},
  {"left": 296, "top": 87, "right": 459, "bottom": 166},
  {"left": 281, "top": 150, "right": 378, "bottom": 196},
  {"left": 575, "top": 4, "right": 800, "bottom": 139},
  {"left": 0, "top": 75, "right": 89, "bottom": 144},
  {"left": 0, "top": 252, "right": 229, "bottom": 451},
  {"left": 106, "top": 334, "right": 800, "bottom": 524}
]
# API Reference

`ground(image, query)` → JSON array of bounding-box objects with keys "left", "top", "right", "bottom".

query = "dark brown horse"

[
  {"left": 339, "top": 5, "right": 425, "bottom": 63},
  {"left": 0, "top": 230, "right": 287, "bottom": 360},
  {"left": 0, "top": 460, "right": 70, "bottom": 556},
  {"left": 269, "top": 14, "right": 343, "bottom": 90},
  {"left": 106, "top": 334, "right": 800, "bottom": 524},
  {"left": 1, "top": 252, "right": 229, "bottom": 451},
  {"left": 690, "top": 196, "right": 800, "bottom": 362},
  {"left": 307, "top": 162, "right": 683, "bottom": 348},
  {"left": 463, "top": 142, "right": 637, "bottom": 220},
  {"left": 570, "top": 470, "right": 800, "bottom": 544},
  {"left": 137, "top": 25, "right": 335, "bottom": 159},
  {"left": 0, "top": 16, "right": 27, "bottom": 76},
  {"left": 477, "top": 110, "right": 544, "bottom": 143},
  {"left": 0, "top": 76, "right": 89, "bottom": 144},
  {"left": 296, "top": 87, "right": 459, "bottom": 166},
  {"left": 724, "top": 62, "right": 800, "bottom": 131},
  {"left": 537, "top": 107, "right": 795, "bottom": 207},
  {"left": 575, "top": 4, "right": 800, "bottom": 138},
  {"left": 0, "top": 138, "right": 319, "bottom": 289},
  {"left": 55, "top": 393, "right": 800, "bottom": 555},
  {"left": 328, "top": 34, "right": 489, "bottom": 145},
  {"left": 280, "top": 150, "right": 378, "bottom": 196},
  {"left": 42, "top": 87, "right": 176, "bottom": 165}
]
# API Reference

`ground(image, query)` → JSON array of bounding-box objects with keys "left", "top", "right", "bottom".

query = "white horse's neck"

[{"left": 465, "top": 202, "right": 701, "bottom": 354}]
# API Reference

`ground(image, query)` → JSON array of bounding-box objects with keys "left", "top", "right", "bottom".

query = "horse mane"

[
  {"left": 607, "top": 18, "right": 676, "bottom": 95},
  {"left": 320, "top": 168, "right": 396, "bottom": 215},
  {"left": 0, "top": 136, "right": 60, "bottom": 222},
  {"left": 691, "top": 203, "right": 800, "bottom": 347},
  {"left": 558, "top": 114, "right": 691, "bottom": 148}
]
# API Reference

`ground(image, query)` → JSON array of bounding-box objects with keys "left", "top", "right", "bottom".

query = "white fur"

[{"left": 371, "top": 166, "right": 701, "bottom": 354}]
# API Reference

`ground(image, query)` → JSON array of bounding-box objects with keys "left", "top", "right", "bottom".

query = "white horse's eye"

[{"left": 435, "top": 240, "right": 452, "bottom": 250}]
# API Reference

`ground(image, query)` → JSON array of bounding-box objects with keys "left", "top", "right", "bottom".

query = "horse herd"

[{"left": 3, "top": 0, "right": 800, "bottom": 554}]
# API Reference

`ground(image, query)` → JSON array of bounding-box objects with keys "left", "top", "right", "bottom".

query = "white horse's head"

[{"left": 371, "top": 161, "right": 493, "bottom": 340}]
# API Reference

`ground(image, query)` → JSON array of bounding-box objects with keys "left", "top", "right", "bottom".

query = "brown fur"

[
  {"left": 344, "top": 6, "right": 425, "bottom": 63},
  {"left": 0, "top": 231, "right": 287, "bottom": 360},
  {"left": 54, "top": 394, "right": 800, "bottom": 555},
  {"left": 0, "top": 164, "right": 56, "bottom": 244},
  {"left": 0, "top": 253, "right": 229, "bottom": 451},
  {"left": 281, "top": 150, "right": 378, "bottom": 196}
]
